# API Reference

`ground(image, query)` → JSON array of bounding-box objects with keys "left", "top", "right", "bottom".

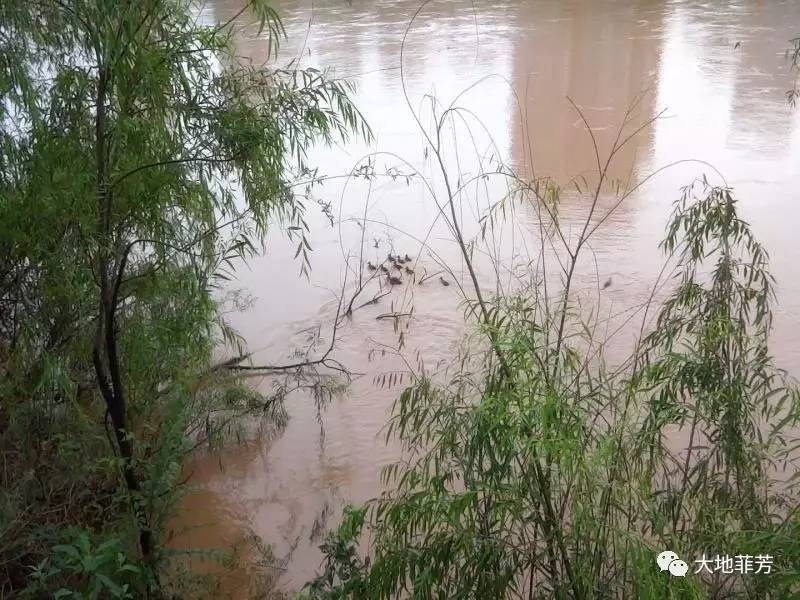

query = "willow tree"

[
  {"left": 0, "top": 0, "right": 366, "bottom": 593},
  {"left": 305, "top": 181, "right": 800, "bottom": 599}
]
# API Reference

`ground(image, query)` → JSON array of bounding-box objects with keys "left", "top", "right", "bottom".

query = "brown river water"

[{"left": 171, "top": 0, "right": 800, "bottom": 595}]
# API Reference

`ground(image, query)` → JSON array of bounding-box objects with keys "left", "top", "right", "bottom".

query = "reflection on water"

[
  {"left": 173, "top": 0, "right": 800, "bottom": 593},
  {"left": 511, "top": 0, "right": 665, "bottom": 182}
]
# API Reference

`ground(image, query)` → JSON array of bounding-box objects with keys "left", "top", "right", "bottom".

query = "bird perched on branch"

[{"left": 367, "top": 262, "right": 377, "bottom": 271}]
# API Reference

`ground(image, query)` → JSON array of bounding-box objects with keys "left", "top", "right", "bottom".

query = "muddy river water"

[{"left": 172, "top": 0, "right": 800, "bottom": 595}]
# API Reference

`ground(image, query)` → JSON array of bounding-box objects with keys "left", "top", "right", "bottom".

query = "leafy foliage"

[
  {"left": 28, "top": 530, "right": 140, "bottom": 599},
  {"left": 0, "top": 0, "right": 367, "bottom": 595},
  {"left": 307, "top": 182, "right": 800, "bottom": 599},
  {"left": 787, "top": 36, "right": 800, "bottom": 107}
]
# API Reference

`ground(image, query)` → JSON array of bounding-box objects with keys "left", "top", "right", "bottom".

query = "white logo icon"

[
  {"left": 669, "top": 559, "right": 689, "bottom": 577},
  {"left": 657, "top": 550, "right": 680, "bottom": 572}
]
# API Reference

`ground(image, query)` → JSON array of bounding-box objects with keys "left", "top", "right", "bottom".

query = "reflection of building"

[
  {"left": 510, "top": 0, "right": 665, "bottom": 187},
  {"left": 720, "top": 1, "right": 800, "bottom": 157}
]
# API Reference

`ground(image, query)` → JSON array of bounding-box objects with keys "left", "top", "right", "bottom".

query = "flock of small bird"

[{"left": 367, "top": 253, "right": 449, "bottom": 287}]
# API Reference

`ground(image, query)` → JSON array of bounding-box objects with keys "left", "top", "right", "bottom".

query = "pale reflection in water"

[{"left": 172, "top": 0, "right": 800, "bottom": 593}]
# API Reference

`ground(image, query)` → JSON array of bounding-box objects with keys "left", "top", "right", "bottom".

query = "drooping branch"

[
  {"left": 217, "top": 285, "right": 353, "bottom": 376},
  {"left": 110, "top": 155, "right": 241, "bottom": 189}
]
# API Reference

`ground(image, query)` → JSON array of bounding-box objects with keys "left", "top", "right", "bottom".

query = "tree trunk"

[{"left": 93, "top": 63, "right": 153, "bottom": 563}]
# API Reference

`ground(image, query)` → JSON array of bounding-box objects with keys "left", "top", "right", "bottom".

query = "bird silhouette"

[
  {"left": 404, "top": 254, "right": 412, "bottom": 262},
  {"left": 387, "top": 275, "right": 402, "bottom": 286},
  {"left": 439, "top": 277, "right": 450, "bottom": 286},
  {"left": 602, "top": 278, "right": 612, "bottom": 290},
  {"left": 367, "top": 262, "right": 377, "bottom": 271},
  {"left": 379, "top": 264, "right": 389, "bottom": 273},
  {"left": 404, "top": 266, "right": 414, "bottom": 275}
]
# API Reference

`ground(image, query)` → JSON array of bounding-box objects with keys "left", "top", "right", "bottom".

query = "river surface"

[{"left": 172, "top": 0, "right": 800, "bottom": 595}]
